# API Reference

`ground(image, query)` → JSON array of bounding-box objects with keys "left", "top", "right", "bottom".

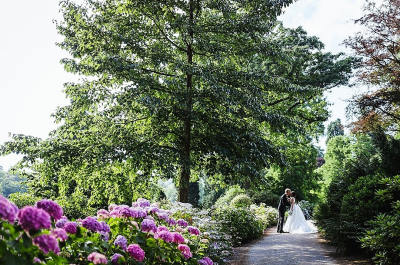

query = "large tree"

[
  {"left": 1, "top": 0, "right": 354, "bottom": 204},
  {"left": 325, "top": 118, "right": 344, "bottom": 144},
  {"left": 345, "top": 0, "right": 400, "bottom": 133}
]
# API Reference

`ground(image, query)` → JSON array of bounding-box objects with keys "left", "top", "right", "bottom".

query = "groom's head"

[{"left": 285, "top": 188, "right": 291, "bottom": 195}]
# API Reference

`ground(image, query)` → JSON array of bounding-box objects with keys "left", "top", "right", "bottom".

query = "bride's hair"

[{"left": 291, "top": 191, "right": 297, "bottom": 203}]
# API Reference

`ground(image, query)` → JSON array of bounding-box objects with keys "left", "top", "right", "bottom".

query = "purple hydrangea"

[
  {"left": 36, "top": 199, "right": 63, "bottom": 220},
  {"left": 167, "top": 218, "right": 177, "bottom": 226},
  {"left": 156, "top": 231, "right": 173, "bottom": 243},
  {"left": 127, "top": 244, "right": 145, "bottom": 261},
  {"left": 55, "top": 218, "right": 68, "bottom": 228},
  {"left": 98, "top": 221, "right": 110, "bottom": 233},
  {"left": 119, "top": 205, "right": 133, "bottom": 218},
  {"left": 188, "top": 226, "right": 200, "bottom": 236},
  {"left": 157, "top": 225, "right": 169, "bottom": 232},
  {"left": 33, "top": 257, "right": 44, "bottom": 264},
  {"left": 82, "top": 216, "right": 101, "bottom": 232},
  {"left": 33, "top": 234, "right": 60, "bottom": 254},
  {"left": 87, "top": 252, "right": 108, "bottom": 264},
  {"left": 178, "top": 244, "right": 192, "bottom": 259},
  {"left": 156, "top": 212, "right": 169, "bottom": 221},
  {"left": 64, "top": 221, "right": 77, "bottom": 234},
  {"left": 17, "top": 206, "right": 51, "bottom": 231},
  {"left": 136, "top": 198, "right": 150, "bottom": 208},
  {"left": 147, "top": 206, "right": 160, "bottom": 214},
  {"left": 177, "top": 219, "right": 188, "bottom": 227},
  {"left": 99, "top": 231, "right": 109, "bottom": 241},
  {"left": 114, "top": 235, "right": 128, "bottom": 250},
  {"left": 172, "top": 232, "right": 185, "bottom": 244},
  {"left": 198, "top": 257, "right": 214, "bottom": 265},
  {"left": 140, "top": 219, "right": 157, "bottom": 233},
  {"left": 111, "top": 253, "right": 124, "bottom": 265},
  {"left": 0, "top": 195, "right": 18, "bottom": 223},
  {"left": 52, "top": 228, "right": 68, "bottom": 241},
  {"left": 97, "top": 209, "right": 110, "bottom": 219}
]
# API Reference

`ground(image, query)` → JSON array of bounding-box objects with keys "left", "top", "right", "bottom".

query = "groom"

[{"left": 277, "top": 188, "right": 291, "bottom": 233}]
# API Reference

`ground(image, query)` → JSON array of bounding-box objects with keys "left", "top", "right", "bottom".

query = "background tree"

[
  {"left": 325, "top": 118, "right": 344, "bottom": 144},
  {"left": 1, "top": 0, "right": 355, "bottom": 206},
  {"left": 345, "top": 0, "right": 400, "bottom": 133}
]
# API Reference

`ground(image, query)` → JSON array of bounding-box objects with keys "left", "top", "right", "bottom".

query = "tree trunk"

[{"left": 178, "top": 0, "right": 194, "bottom": 203}]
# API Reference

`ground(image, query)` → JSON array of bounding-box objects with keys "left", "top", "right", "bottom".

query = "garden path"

[{"left": 225, "top": 221, "right": 372, "bottom": 265}]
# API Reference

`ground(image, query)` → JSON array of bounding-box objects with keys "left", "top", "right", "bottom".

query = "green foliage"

[
  {"left": 8, "top": 192, "right": 39, "bottom": 208},
  {"left": 314, "top": 131, "right": 400, "bottom": 254},
  {"left": 0, "top": 169, "right": 26, "bottom": 197},
  {"left": 213, "top": 205, "right": 263, "bottom": 246},
  {"left": 230, "top": 194, "right": 253, "bottom": 208},
  {"left": 56, "top": 190, "right": 97, "bottom": 220},
  {"left": 360, "top": 176, "right": 400, "bottom": 265},
  {"left": 214, "top": 186, "right": 244, "bottom": 207},
  {"left": 0, "top": 0, "right": 355, "bottom": 203},
  {"left": 250, "top": 204, "right": 278, "bottom": 229},
  {"left": 246, "top": 189, "right": 280, "bottom": 207},
  {"left": 326, "top": 118, "right": 344, "bottom": 144}
]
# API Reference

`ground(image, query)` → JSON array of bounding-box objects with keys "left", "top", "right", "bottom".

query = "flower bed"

[{"left": 0, "top": 195, "right": 215, "bottom": 264}]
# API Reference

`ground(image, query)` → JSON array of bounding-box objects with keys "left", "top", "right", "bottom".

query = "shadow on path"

[{"left": 226, "top": 221, "right": 372, "bottom": 265}]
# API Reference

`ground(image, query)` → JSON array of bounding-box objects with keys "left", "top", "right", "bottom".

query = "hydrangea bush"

[{"left": 0, "top": 195, "right": 215, "bottom": 264}]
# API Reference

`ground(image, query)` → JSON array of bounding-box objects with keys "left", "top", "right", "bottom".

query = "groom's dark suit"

[{"left": 277, "top": 193, "right": 290, "bottom": 233}]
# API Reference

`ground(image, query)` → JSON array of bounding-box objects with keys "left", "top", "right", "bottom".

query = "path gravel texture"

[{"left": 226, "top": 221, "right": 372, "bottom": 265}]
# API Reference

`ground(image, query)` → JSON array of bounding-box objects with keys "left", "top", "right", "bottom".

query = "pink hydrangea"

[
  {"left": 0, "top": 195, "right": 18, "bottom": 223},
  {"left": 178, "top": 244, "right": 192, "bottom": 259},
  {"left": 17, "top": 206, "right": 51, "bottom": 231},
  {"left": 88, "top": 252, "right": 108, "bottom": 264},
  {"left": 35, "top": 199, "right": 63, "bottom": 220},
  {"left": 198, "top": 257, "right": 214, "bottom": 265},
  {"left": 52, "top": 228, "right": 68, "bottom": 241},
  {"left": 108, "top": 203, "right": 117, "bottom": 212},
  {"left": 187, "top": 226, "right": 200, "bottom": 235},
  {"left": 97, "top": 209, "right": 109, "bottom": 219},
  {"left": 127, "top": 244, "right": 145, "bottom": 261},
  {"left": 172, "top": 232, "right": 185, "bottom": 244},
  {"left": 33, "top": 234, "right": 60, "bottom": 254},
  {"left": 156, "top": 231, "right": 173, "bottom": 243}
]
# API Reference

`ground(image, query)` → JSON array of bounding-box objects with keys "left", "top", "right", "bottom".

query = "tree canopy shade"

[
  {"left": 1, "top": 0, "right": 356, "bottom": 203},
  {"left": 345, "top": 0, "right": 400, "bottom": 133}
]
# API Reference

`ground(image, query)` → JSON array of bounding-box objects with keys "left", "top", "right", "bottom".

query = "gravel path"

[{"left": 226, "top": 221, "right": 372, "bottom": 265}]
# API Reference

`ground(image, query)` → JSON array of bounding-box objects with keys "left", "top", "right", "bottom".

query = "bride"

[{"left": 283, "top": 191, "right": 316, "bottom": 234}]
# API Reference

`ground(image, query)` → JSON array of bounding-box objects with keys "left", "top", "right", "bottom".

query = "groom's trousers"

[{"left": 277, "top": 209, "right": 285, "bottom": 232}]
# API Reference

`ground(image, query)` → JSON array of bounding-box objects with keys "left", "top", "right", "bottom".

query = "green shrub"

[
  {"left": 360, "top": 176, "right": 400, "bottom": 264},
  {"left": 56, "top": 191, "right": 97, "bottom": 219},
  {"left": 246, "top": 189, "right": 280, "bottom": 207},
  {"left": 213, "top": 205, "right": 263, "bottom": 246},
  {"left": 214, "top": 186, "right": 245, "bottom": 207},
  {"left": 8, "top": 192, "right": 39, "bottom": 208},
  {"left": 250, "top": 203, "right": 278, "bottom": 229},
  {"left": 230, "top": 194, "right": 252, "bottom": 208}
]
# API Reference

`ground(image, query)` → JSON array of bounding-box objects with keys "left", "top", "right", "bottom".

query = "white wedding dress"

[{"left": 283, "top": 200, "right": 316, "bottom": 234}]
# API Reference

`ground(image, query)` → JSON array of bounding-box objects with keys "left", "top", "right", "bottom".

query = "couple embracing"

[{"left": 277, "top": 188, "right": 316, "bottom": 234}]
